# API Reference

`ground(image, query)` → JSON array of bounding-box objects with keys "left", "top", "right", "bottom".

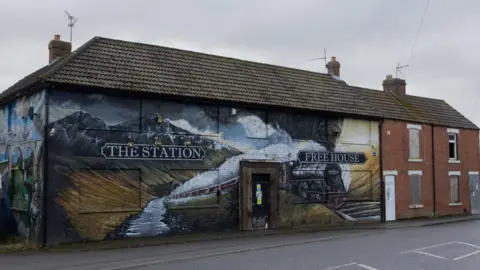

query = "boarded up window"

[
  {"left": 219, "top": 107, "right": 269, "bottom": 139},
  {"left": 469, "top": 174, "right": 479, "bottom": 193},
  {"left": 339, "top": 119, "right": 371, "bottom": 145},
  {"left": 76, "top": 169, "right": 142, "bottom": 214},
  {"left": 48, "top": 91, "right": 141, "bottom": 131},
  {"left": 268, "top": 112, "right": 327, "bottom": 141},
  {"left": 450, "top": 175, "right": 460, "bottom": 203},
  {"left": 142, "top": 100, "right": 218, "bottom": 135},
  {"left": 409, "top": 128, "right": 420, "bottom": 159},
  {"left": 469, "top": 173, "right": 480, "bottom": 214},
  {"left": 409, "top": 174, "right": 422, "bottom": 205}
]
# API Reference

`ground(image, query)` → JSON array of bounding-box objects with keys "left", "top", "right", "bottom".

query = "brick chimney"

[
  {"left": 326, "top": 56, "right": 340, "bottom": 77},
  {"left": 382, "top": 74, "right": 406, "bottom": 97},
  {"left": 48, "top": 34, "right": 72, "bottom": 63}
]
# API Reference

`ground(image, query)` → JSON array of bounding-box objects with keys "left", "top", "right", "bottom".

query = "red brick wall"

[
  {"left": 381, "top": 120, "right": 480, "bottom": 219},
  {"left": 382, "top": 120, "right": 434, "bottom": 219},
  {"left": 433, "top": 127, "right": 479, "bottom": 216}
]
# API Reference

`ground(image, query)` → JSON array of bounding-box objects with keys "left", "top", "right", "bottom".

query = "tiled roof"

[
  {"left": 1, "top": 36, "right": 478, "bottom": 129},
  {"left": 352, "top": 86, "right": 478, "bottom": 129},
  {"left": 0, "top": 55, "right": 69, "bottom": 100}
]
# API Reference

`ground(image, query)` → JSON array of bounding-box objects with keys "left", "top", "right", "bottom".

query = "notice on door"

[{"left": 256, "top": 184, "right": 262, "bottom": 205}]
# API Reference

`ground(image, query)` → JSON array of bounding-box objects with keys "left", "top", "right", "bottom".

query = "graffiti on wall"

[
  {"left": 46, "top": 90, "right": 380, "bottom": 244},
  {"left": 0, "top": 91, "right": 45, "bottom": 242}
]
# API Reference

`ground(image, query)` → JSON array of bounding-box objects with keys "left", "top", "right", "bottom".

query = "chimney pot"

[
  {"left": 383, "top": 75, "right": 406, "bottom": 97},
  {"left": 48, "top": 34, "right": 72, "bottom": 63},
  {"left": 326, "top": 56, "right": 341, "bottom": 77}
]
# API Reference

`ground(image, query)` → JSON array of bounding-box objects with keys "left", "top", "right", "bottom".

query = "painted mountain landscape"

[{"left": 46, "top": 90, "right": 381, "bottom": 244}]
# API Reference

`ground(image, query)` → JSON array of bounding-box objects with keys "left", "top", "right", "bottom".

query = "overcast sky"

[{"left": 1, "top": 0, "right": 479, "bottom": 125}]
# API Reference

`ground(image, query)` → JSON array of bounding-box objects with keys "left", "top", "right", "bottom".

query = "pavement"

[
  {"left": 1, "top": 214, "right": 479, "bottom": 254},
  {"left": 1, "top": 218, "right": 480, "bottom": 269},
  {"left": 41, "top": 214, "right": 480, "bottom": 252}
]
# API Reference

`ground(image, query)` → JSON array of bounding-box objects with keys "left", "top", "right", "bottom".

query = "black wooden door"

[{"left": 252, "top": 174, "right": 270, "bottom": 229}]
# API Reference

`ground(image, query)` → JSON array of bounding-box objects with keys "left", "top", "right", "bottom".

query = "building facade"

[
  {"left": 382, "top": 121, "right": 480, "bottom": 220},
  {"left": 42, "top": 89, "right": 381, "bottom": 245},
  {"left": 0, "top": 35, "right": 478, "bottom": 245}
]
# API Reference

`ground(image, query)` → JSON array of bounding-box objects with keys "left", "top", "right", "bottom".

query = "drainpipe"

[
  {"left": 379, "top": 118, "right": 385, "bottom": 223},
  {"left": 431, "top": 124, "right": 436, "bottom": 216}
]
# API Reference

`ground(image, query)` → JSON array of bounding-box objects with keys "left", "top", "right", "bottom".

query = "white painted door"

[{"left": 385, "top": 175, "right": 396, "bottom": 221}]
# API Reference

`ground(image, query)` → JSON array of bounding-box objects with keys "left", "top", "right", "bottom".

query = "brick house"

[
  {"left": 0, "top": 35, "right": 478, "bottom": 245},
  {"left": 378, "top": 78, "right": 480, "bottom": 219}
]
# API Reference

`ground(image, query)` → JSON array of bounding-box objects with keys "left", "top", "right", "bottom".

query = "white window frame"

[
  {"left": 448, "top": 128, "right": 460, "bottom": 163},
  {"left": 408, "top": 170, "right": 423, "bottom": 208},
  {"left": 407, "top": 124, "right": 422, "bottom": 162},
  {"left": 383, "top": 170, "right": 398, "bottom": 176},
  {"left": 448, "top": 171, "right": 462, "bottom": 206}
]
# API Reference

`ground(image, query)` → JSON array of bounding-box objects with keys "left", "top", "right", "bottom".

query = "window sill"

[
  {"left": 408, "top": 158, "right": 423, "bottom": 163},
  {"left": 449, "top": 202, "right": 463, "bottom": 207},
  {"left": 409, "top": 204, "right": 424, "bottom": 209},
  {"left": 448, "top": 160, "right": 461, "bottom": 164}
]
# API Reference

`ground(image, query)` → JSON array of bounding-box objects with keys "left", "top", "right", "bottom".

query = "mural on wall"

[
  {"left": 0, "top": 108, "right": 5, "bottom": 145},
  {"left": 47, "top": 90, "right": 380, "bottom": 244},
  {"left": 0, "top": 146, "right": 15, "bottom": 240},
  {"left": 0, "top": 91, "right": 45, "bottom": 242}
]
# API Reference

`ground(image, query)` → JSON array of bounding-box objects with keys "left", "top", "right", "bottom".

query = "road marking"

[
  {"left": 95, "top": 232, "right": 378, "bottom": 270},
  {"left": 453, "top": 249, "right": 480, "bottom": 261},
  {"left": 453, "top": 241, "right": 480, "bottom": 249},
  {"left": 397, "top": 241, "right": 457, "bottom": 254},
  {"left": 413, "top": 250, "right": 446, "bottom": 259},
  {"left": 323, "top": 262, "right": 357, "bottom": 270},
  {"left": 356, "top": 263, "right": 380, "bottom": 270},
  {"left": 323, "top": 262, "right": 379, "bottom": 270}
]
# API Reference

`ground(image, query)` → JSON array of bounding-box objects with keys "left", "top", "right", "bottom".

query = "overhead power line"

[
  {"left": 395, "top": 0, "right": 430, "bottom": 78},
  {"left": 407, "top": 0, "right": 430, "bottom": 65}
]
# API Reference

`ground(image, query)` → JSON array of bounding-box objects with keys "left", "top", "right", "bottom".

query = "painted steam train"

[{"left": 285, "top": 160, "right": 347, "bottom": 209}]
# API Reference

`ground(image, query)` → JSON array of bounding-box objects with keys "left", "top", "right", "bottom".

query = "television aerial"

[
  {"left": 308, "top": 48, "right": 328, "bottom": 67},
  {"left": 65, "top": 10, "right": 79, "bottom": 45}
]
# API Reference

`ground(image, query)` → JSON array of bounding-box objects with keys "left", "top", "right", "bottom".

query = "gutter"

[
  {"left": 431, "top": 124, "right": 436, "bottom": 216},
  {"left": 378, "top": 118, "right": 385, "bottom": 223}
]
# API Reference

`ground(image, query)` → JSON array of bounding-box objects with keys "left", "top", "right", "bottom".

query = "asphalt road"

[{"left": 1, "top": 220, "right": 480, "bottom": 270}]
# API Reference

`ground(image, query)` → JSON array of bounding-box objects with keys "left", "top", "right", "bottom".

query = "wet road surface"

[{"left": 1, "top": 220, "right": 480, "bottom": 270}]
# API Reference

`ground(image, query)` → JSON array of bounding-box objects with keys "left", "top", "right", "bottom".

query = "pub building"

[{"left": 0, "top": 35, "right": 478, "bottom": 246}]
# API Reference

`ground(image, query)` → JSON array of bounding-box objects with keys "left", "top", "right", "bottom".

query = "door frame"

[
  {"left": 239, "top": 160, "right": 281, "bottom": 231},
  {"left": 468, "top": 171, "right": 479, "bottom": 215},
  {"left": 383, "top": 170, "right": 397, "bottom": 222}
]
